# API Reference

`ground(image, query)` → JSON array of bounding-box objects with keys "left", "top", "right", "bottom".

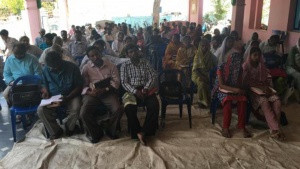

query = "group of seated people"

[
  {"left": 161, "top": 26, "right": 300, "bottom": 141},
  {"left": 1, "top": 21, "right": 299, "bottom": 144}
]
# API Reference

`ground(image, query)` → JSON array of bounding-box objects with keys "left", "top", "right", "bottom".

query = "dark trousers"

[
  {"left": 80, "top": 92, "right": 122, "bottom": 140},
  {"left": 125, "top": 94, "right": 159, "bottom": 139}
]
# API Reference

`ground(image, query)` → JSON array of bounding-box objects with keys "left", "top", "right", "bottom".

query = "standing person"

[
  {"left": 192, "top": 39, "right": 218, "bottom": 108},
  {"left": 0, "top": 29, "right": 18, "bottom": 58},
  {"left": 243, "top": 47, "right": 284, "bottom": 141},
  {"left": 214, "top": 36, "right": 237, "bottom": 64},
  {"left": 80, "top": 46, "right": 123, "bottom": 143},
  {"left": 3, "top": 43, "right": 42, "bottom": 106},
  {"left": 38, "top": 51, "right": 83, "bottom": 139},
  {"left": 212, "top": 52, "right": 251, "bottom": 138},
  {"left": 19, "top": 36, "right": 43, "bottom": 58},
  {"left": 35, "top": 28, "right": 46, "bottom": 47},
  {"left": 68, "top": 25, "right": 76, "bottom": 39},
  {"left": 120, "top": 44, "right": 159, "bottom": 145},
  {"left": 61, "top": 30, "right": 72, "bottom": 49}
]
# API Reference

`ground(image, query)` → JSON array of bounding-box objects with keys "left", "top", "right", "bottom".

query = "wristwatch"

[{"left": 105, "top": 87, "right": 109, "bottom": 91}]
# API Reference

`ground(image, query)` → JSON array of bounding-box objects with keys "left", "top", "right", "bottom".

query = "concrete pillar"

[
  {"left": 188, "top": 0, "right": 203, "bottom": 24},
  {"left": 153, "top": 0, "right": 161, "bottom": 26},
  {"left": 24, "top": 0, "right": 41, "bottom": 44},
  {"left": 58, "top": 0, "right": 69, "bottom": 31},
  {"left": 231, "top": 0, "right": 245, "bottom": 38}
]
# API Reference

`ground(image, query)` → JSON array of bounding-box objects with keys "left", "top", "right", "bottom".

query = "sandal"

[
  {"left": 270, "top": 131, "right": 285, "bottom": 141},
  {"left": 222, "top": 128, "right": 232, "bottom": 138}
]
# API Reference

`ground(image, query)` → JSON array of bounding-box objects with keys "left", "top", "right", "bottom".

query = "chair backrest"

[
  {"left": 158, "top": 69, "right": 186, "bottom": 98},
  {"left": 10, "top": 75, "right": 42, "bottom": 107}
]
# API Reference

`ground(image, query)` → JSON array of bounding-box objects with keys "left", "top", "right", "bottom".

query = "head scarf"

[
  {"left": 242, "top": 47, "right": 268, "bottom": 86},
  {"left": 214, "top": 36, "right": 237, "bottom": 64}
]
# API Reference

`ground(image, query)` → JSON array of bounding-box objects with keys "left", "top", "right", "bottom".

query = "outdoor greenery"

[
  {"left": 42, "top": 0, "right": 56, "bottom": 17},
  {"left": 203, "top": 0, "right": 230, "bottom": 31},
  {"left": 0, "top": 0, "right": 24, "bottom": 18}
]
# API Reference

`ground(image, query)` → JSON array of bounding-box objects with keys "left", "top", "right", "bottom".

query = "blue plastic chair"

[
  {"left": 9, "top": 75, "right": 41, "bottom": 142},
  {"left": 158, "top": 69, "right": 192, "bottom": 128}
]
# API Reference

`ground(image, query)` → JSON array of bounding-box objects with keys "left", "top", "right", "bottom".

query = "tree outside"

[
  {"left": 203, "top": 0, "right": 231, "bottom": 32},
  {"left": 0, "top": 0, "right": 24, "bottom": 19}
]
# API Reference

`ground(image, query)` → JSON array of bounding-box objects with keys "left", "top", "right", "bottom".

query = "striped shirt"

[{"left": 120, "top": 59, "right": 156, "bottom": 94}]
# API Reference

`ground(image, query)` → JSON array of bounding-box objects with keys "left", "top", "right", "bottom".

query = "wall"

[{"left": 241, "top": 0, "right": 300, "bottom": 52}]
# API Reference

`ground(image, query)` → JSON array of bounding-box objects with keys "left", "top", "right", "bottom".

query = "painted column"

[
  {"left": 24, "top": 0, "right": 41, "bottom": 44},
  {"left": 57, "top": 0, "right": 69, "bottom": 31},
  {"left": 153, "top": 0, "right": 161, "bottom": 26},
  {"left": 231, "top": 0, "right": 245, "bottom": 38},
  {"left": 188, "top": 0, "right": 203, "bottom": 24}
]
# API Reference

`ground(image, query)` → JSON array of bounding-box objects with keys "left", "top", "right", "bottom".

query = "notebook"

[{"left": 89, "top": 77, "right": 111, "bottom": 90}]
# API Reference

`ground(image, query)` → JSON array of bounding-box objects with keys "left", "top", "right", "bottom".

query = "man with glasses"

[{"left": 3, "top": 43, "right": 42, "bottom": 107}]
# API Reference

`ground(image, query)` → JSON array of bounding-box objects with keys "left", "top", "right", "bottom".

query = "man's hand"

[
  {"left": 59, "top": 95, "right": 70, "bottom": 105},
  {"left": 136, "top": 89, "right": 144, "bottom": 99},
  {"left": 142, "top": 89, "right": 149, "bottom": 96},
  {"left": 41, "top": 87, "right": 49, "bottom": 99},
  {"left": 87, "top": 88, "right": 106, "bottom": 97}
]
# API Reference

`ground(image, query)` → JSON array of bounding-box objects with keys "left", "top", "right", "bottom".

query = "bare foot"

[
  {"left": 137, "top": 132, "right": 147, "bottom": 146},
  {"left": 270, "top": 130, "right": 285, "bottom": 141},
  {"left": 242, "top": 128, "right": 252, "bottom": 138},
  {"left": 222, "top": 128, "right": 231, "bottom": 138}
]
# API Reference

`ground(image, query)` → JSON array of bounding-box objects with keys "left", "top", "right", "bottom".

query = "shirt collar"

[{"left": 89, "top": 58, "right": 108, "bottom": 68}]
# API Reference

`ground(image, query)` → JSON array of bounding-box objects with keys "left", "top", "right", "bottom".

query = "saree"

[
  {"left": 214, "top": 37, "right": 238, "bottom": 64},
  {"left": 192, "top": 47, "right": 218, "bottom": 107},
  {"left": 162, "top": 41, "right": 184, "bottom": 69}
]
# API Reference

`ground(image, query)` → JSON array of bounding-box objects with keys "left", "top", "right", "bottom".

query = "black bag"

[
  {"left": 280, "top": 111, "right": 288, "bottom": 126},
  {"left": 9, "top": 84, "right": 42, "bottom": 107}
]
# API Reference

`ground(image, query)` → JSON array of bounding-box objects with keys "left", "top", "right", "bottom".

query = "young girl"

[
  {"left": 243, "top": 47, "right": 284, "bottom": 141},
  {"left": 212, "top": 53, "right": 251, "bottom": 138}
]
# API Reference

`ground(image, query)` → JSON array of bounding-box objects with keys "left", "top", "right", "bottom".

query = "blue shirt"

[
  {"left": 39, "top": 42, "right": 50, "bottom": 51},
  {"left": 42, "top": 60, "right": 84, "bottom": 96},
  {"left": 3, "top": 53, "right": 42, "bottom": 84}
]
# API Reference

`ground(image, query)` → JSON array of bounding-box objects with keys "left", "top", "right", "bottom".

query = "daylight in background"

[{"left": 0, "top": 0, "right": 239, "bottom": 47}]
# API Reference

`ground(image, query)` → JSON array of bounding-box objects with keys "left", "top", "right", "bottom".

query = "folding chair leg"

[
  {"left": 179, "top": 103, "right": 183, "bottom": 118},
  {"left": 160, "top": 103, "right": 167, "bottom": 128},
  {"left": 10, "top": 110, "right": 17, "bottom": 142},
  {"left": 187, "top": 103, "right": 192, "bottom": 128}
]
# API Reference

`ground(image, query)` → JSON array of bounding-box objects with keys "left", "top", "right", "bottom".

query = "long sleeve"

[
  {"left": 120, "top": 63, "right": 136, "bottom": 94},
  {"left": 110, "top": 65, "right": 120, "bottom": 90},
  {"left": 3, "top": 60, "right": 13, "bottom": 84},
  {"left": 144, "top": 62, "right": 156, "bottom": 89}
]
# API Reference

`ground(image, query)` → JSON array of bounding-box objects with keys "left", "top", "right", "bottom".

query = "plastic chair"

[
  {"left": 158, "top": 69, "right": 192, "bottom": 128},
  {"left": 10, "top": 75, "right": 41, "bottom": 142}
]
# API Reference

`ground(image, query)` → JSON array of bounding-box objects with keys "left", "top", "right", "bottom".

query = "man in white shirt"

[
  {"left": 61, "top": 30, "right": 72, "bottom": 49},
  {"left": 0, "top": 29, "right": 18, "bottom": 58},
  {"left": 111, "top": 31, "right": 125, "bottom": 56}
]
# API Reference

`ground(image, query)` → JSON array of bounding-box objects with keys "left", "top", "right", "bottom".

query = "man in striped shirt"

[{"left": 120, "top": 43, "right": 159, "bottom": 146}]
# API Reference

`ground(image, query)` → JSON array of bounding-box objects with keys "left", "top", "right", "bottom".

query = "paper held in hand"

[
  {"left": 250, "top": 87, "right": 277, "bottom": 95},
  {"left": 40, "top": 94, "right": 63, "bottom": 107}
]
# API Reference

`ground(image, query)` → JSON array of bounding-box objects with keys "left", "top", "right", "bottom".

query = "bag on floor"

[
  {"left": 280, "top": 111, "right": 288, "bottom": 126},
  {"left": 9, "top": 84, "right": 42, "bottom": 107}
]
